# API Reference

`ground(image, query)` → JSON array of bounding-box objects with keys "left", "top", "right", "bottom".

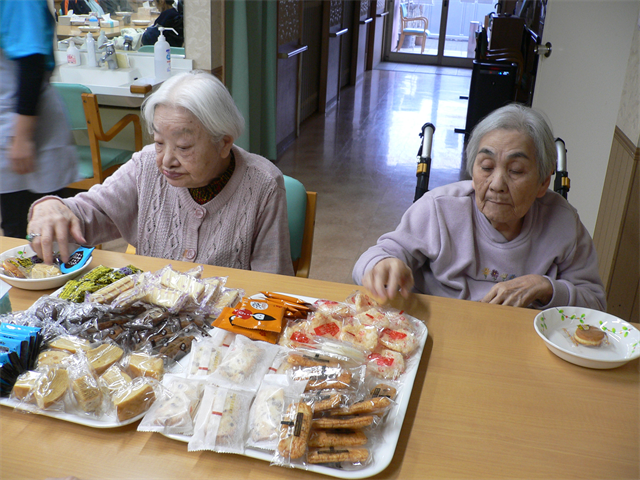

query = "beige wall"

[{"left": 183, "top": 0, "right": 224, "bottom": 73}]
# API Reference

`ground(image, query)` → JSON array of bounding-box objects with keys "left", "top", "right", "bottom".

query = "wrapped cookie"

[
  {"left": 188, "top": 384, "right": 253, "bottom": 454},
  {"left": 187, "top": 337, "right": 226, "bottom": 379},
  {"left": 209, "top": 335, "right": 281, "bottom": 392},
  {"left": 138, "top": 374, "right": 204, "bottom": 435},
  {"left": 65, "top": 352, "right": 104, "bottom": 416},
  {"left": 246, "top": 374, "right": 307, "bottom": 451},
  {"left": 272, "top": 400, "right": 313, "bottom": 466}
]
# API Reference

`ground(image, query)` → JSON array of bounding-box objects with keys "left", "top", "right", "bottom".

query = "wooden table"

[{"left": 1, "top": 236, "right": 637, "bottom": 480}]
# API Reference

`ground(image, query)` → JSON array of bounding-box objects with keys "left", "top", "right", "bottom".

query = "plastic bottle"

[
  {"left": 154, "top": 26, "right": 178, "bottom": 81},
  {"left": 66, "top": 40, "right": 81, "bottom": 66},
  {"left": 86, "top": 32, "right": 97, "bottom": 67},
  {"left": 97, "top": 31, "right": 108, "bottom": 49}
]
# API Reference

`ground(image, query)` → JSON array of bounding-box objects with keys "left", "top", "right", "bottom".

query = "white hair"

[
  {"left": 141, "top": 70, "right": 245, "bottom": 143},
  {"left": 465, "top": 103, "right": 557, "bottom": 182}
]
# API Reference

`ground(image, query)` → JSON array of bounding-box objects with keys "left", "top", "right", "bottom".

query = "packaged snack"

[
  {"left": 112, "top": 376, "right": 157, "bottom": 422},
  {"left": 211, "top": 306, "right": 279, "bottom": 344},
  {"left": 34, "top": 365, "right": 69, "bottom": 410},
  {"left": 246, "top": 374, "right": 306, "bottom": 451},
  {"left": 379, "top": 328, "right": 419, "bottom": 356},
  {"left": 276, "top": 400, "right": 313, "bottom": 461},
  {"left": 66, "top": 352, "right": 103, "bottom": 415},
  {"left": 125, "top": 352, "right": 165, "bottom": 380},
  {"left": 307, "top": 446, "right": 370, "bottom": 465},
  {"left": 187, "top": 337, "right": 225, "bottom": 378},
  {"left": 86, "top": 274, "right": 138, "bottom": 304},
  {"left": 225, "top": 297, "right": 286, "bottom": 334},
  {"left": 99, "top": 363, "right": 132, "bottom": 397},
  {"left": 188, "top": 384, "right": 253, "bottom": 454},
  {"left": 308, "top": 429, "right": 368, "bottom": 448},
  {"left": 344, "top": 291, "right": 379, "bottom": 313},
  {"left": 366, "top": 349, "right": 405, "bottom": 380},
  {"left": 209, "top": 335, "right": 280, "bottom": 391},
  {"left": 85, "top": 342, "right": 124, "bottom": 375},
  {"left": 138, "top": 374, "right": 204, "bottom": 435}
]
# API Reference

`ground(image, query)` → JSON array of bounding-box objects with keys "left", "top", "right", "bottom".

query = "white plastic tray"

[{"left": 163, "top": 293, "right": 429, "bottom": 479}]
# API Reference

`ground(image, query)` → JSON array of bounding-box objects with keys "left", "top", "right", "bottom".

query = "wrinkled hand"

[
  {"left": 362, "top": 258, "right": 414, "bottom": 302},
  {"left": 9, "top": 134, "right": 36, "bottom": 174},
  {"left": 27, "top": 199, "right": 86, "bottom": 264},
  {"left": 481, "top": 274, "right": 552, "bottom": 308}
]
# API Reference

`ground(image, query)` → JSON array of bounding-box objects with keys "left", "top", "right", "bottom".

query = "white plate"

[
  {"left": 78, "top": 26, "right": 100, "bottom": 32},
  {"left": 163, "top": 293, "right": 429, "bottom": 479},
  {"left": 534, "top": 306, "right": 640, "bottom": 369},
  {"left": 0, "top": 397, "right": 144, "bottom": 428},
  {"left": 132, "top": 20, "right": 149, "bottom": 25},
  {"left": 0, "top": 243, "right": 93, "bottom": 291}
]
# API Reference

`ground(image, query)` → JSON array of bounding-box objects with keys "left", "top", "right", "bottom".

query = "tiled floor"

[
  {"left": 3, "top": 63, "right": 472, "bottom": 286},
  {"left": 276, "top": 63, "right": 471, "bottom": 284}
]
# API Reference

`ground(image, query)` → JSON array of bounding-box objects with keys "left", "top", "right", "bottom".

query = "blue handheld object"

[{"left": 60, "top": 246, "right": 95, "bottom": 274}]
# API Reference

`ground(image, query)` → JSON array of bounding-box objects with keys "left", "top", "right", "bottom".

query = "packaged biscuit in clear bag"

[
  {"left": 245, "top": 373, "right": 306, "bottom": 451},
  {"left": 65, "top": 351, "right": 105, "bottom": 417},
  {"left": 138, "top": 374, "right": 204, "bottom": 435},
  {"left": 272, "top": 399, "right": 313, "bottom": 468},
  {"left": 188, "top": 384, "right": 253, "bottom": 454}
]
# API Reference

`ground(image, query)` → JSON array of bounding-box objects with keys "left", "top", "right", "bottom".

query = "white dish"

[
  {"left": 534, "top": 306, "right": 640, "bottom": 369},
  {"left": 132, "top": 20, "right": 149, "bottom": 25},
  {"left": 0, "top": 243, "right": 93, "bottom": 291},
  {"left": 163, "top": 292, "right": 429, "bottom": 479},
  {"left": 0, "top": 397, "right": 144, "bottom": 428},
  {"left": 78, "top": 26, "right": 100, "bottom": 32}
]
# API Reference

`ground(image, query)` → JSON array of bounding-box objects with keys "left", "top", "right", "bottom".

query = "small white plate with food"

[
  {"left": 132, "top": 19, "right": 149, "bottom": 25},
  {"left": 0, "top": 243, "right": 93, "bottom": 291},
  {"left": 534, "top": 306, "right": 640, "bottom": 369}
]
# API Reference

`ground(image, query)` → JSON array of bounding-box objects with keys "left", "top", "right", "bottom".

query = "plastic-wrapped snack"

[
  {"left": 125, "top": 352, "right": 165, "bottom": 380},
  {"left": 246, "top": 374, "right": 307, "bottom": 451},
  {"left": 278, "top": 320, "right": 315, "bottom": 349},
  {"left": 112, "top": 376, "right": 157, "bottom": 422},
  {"left": 289, "top": 363, "right": 352, "bottom": 392},
  {"left": 156, "top": 323, "right": 206, "bottom": 362},
  {"left": 379, "top": 328, "right": 419, "bottom": 356},
  {"left": 339, "top": 321, "right": 379, "bottom": 353},
  {"left": 274, "top": 400, "right": 313, "bottom": 465},
  {"left": 326, "top": 387, "right": 395, "bottom": 417},
  {"left": 314, "top": 299, "right": 351, "bottom": 318},
  {"left": 195, "top": 276, "right": 226, "bottom": 314},
  {"left": 344, "top": 291, "right": 379, "bottom": 314},
  {"left": 308, "top": 310, "right": 343, "bottom": 340},
  {"left": 307, "top": 446, "right": 370, "bottom": 466},
  {"left": 86, "top": 274, "right": 138, "bottom": 304},
  {"left": 85, "top": 342, "right": 124, "bottom": 375},
  {"left": 209, "top": 335, "right": 280, "bottom": 391},
  {"left": 354, "top": 308, "right": 390, "bottom": 329},
  {"left": 48, "top": 335, "right": 91, "bottom": 354},
  {"left": 34, "top": 365, "right": 69, "bottom": 411},
  {"left": 36, "top": 349, "right": 71, "bottom": 367},
  {"left": 138, "top": 374, "right": 204, "bottom": 436},
  {"left": 308, "top": 429, "right": 368, "bottom": 448},
  {"left": 187, "top": 337, "right": 225, "bottom": 378},
  {"left": 11, "top": 369, "right": 43, "bottom": 403},
  {"left": 99, "top": 363, "right": 132, "bottom": 397},
  {"left": 66, "top": 353, "right": 103, "bottom": 415},
  {"left": 302, "top": 389, "right": 344, "bottom": 413},
  {"left": 312, "top": 414, "right": 376, "bottom": 430},
  {"left": 159, "top": 265, "right": 206, "bottom": 304},
  {"left": 110, "top": 272, "right": 153, "bottom": 309},
  {"left": 366, "top": 349, "right": 405, "bottom": 380},
  {"left": 188, "top": 384, "right": 253, "bottom": 454}
]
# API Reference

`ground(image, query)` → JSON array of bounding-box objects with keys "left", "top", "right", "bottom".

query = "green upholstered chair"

[
  {"left": 283, "top": 175, "right": 317, "bottom": 278},
  {"left": 52, "top": 83, "right": 142, "bottom": 190}
]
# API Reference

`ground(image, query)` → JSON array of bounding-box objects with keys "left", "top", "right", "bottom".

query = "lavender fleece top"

[
  {"left": 34, "top": 144, "right": 294, "bottom": 276},
  {"left": 353, "top": 181, "right": 606, "bottom": 310}
]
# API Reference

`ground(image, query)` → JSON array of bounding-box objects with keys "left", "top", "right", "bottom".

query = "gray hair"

[
  {"left": 465, "top": 103, "right": 556, "bottom": 182},
  {"left": 141, "top": 70, "right": 245, "bottom": 144}
]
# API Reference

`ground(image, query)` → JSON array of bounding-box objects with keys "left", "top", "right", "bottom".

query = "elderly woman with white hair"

[
  {"left": 353, "top": 103, "right": 606, "bottom": 310},
  {"left": 27, "top": 71, "right": 294, "bottom": 275}
]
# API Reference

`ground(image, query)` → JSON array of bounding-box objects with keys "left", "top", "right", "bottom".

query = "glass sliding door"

[{"left": 386, "top": 0, "right": 495, "bottom": 67}]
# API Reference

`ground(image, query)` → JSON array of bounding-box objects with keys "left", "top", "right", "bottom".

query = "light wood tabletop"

[{"left": 0, "top": 236, "right": 637, "bottom": 480}]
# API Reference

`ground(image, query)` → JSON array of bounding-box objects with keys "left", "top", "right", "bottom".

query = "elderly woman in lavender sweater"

[
  {"left": 353, "top": 104, "right": 606, "bottom": 310},
  {"left": 27, "top": 71, "right": 293, "bottom": 276}
]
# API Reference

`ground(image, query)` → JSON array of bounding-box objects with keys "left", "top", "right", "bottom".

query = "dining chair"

[
  {"left": 396, "top": 3, "right": 429, "bottom": 54},
  {"left": 52, "top": 83, "right": 142, "bottom": 190},
  {"left": 125, "top": 176, "right": 317, "bottom": 277}
]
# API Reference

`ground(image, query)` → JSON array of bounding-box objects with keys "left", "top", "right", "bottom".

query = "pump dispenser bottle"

[
  {"left": 86, "top": 32, "right": 97, "bottom": 67},
  {"left": 154, "top": 26, "right": 178, "bottom": 81},
  {"left": 66, "top": 40, "right": 81, "bottom": 66}
]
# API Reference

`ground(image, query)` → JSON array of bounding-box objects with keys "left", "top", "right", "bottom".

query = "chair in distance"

[
  {"left": 125, "top": 175, "right": 318, "bottom": 278},
  {"left": 52, "top": 83, "right": 142, "bottom": 190},
  {"left": 396, "top": 3, "right": 429, "bottom": 54}
]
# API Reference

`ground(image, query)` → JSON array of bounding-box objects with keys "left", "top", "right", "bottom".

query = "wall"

[
  {"left": 532, "top": 0, "right": 639, "bottom": 235},
  {"left": 183, "top": 0, "right": 224, "bottom": 74}
]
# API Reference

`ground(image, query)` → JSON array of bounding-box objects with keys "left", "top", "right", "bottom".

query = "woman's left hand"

[{"left": 481, "top": 274, "right": 552, "bottom": 308}]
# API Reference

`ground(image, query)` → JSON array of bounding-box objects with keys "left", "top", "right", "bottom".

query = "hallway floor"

[{"left": 276, "top": 63, "right": 471, "bottom": 284}]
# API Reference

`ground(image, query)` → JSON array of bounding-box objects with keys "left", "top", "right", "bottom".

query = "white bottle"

[
  {"left": 154, "top": 27, "right": 178, "bottom": 81},
  {"left": 66, "top": 40, "right": 81, "bottom": 66},
  {"left": 86, "top": 32, "right": 97, "bottom": 67}
]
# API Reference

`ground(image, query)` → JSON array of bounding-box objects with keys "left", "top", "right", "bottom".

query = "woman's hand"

[
  {"left": 481, "top": 274, "right": 552, "bottom": 308},
  {"left": 362, "top": 258, "right": 414, "bottom": 302},
  {"left": 27, "top": 199, "right": 86, "bottom": 264}
]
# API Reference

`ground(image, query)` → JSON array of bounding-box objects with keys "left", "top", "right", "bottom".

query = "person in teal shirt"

[{"left": 0, "top": 0, "right": 79, "bottom": 238}]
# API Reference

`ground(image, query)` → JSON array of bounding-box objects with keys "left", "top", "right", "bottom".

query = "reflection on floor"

[
  {"left": 275, "top": 63, "right": 471, "bottom": 284},
  {"left": 7, "top": 64, "right": 471, "bottom": 286}
]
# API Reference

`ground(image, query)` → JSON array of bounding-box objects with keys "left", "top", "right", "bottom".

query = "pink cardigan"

[{"left": 34, "top": 145, "right": 294, "bottom": 275}]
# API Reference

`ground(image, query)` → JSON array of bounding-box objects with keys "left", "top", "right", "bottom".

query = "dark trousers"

[{"left": 0, "top": 189, "right": 66, "bottom": 239}]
